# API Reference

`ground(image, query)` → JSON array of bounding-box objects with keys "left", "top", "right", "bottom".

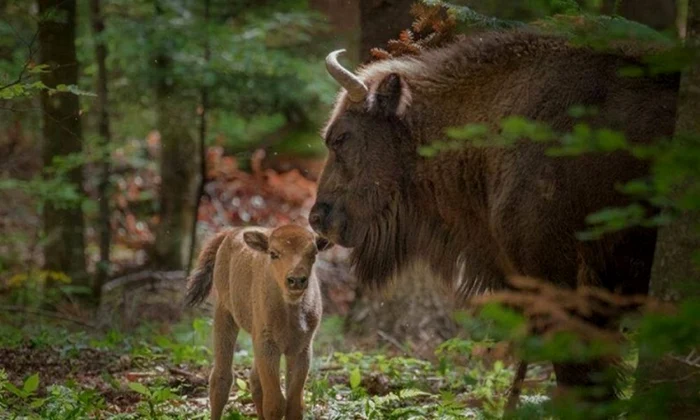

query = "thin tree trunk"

[
  {"left": 89, "top": 0, "right": 111, "bottom": 303},
  {"left": 152, "top": 1, "right": 200, "bottom": 270},
  {"left": 311, "top": 0, "right": 361, "bottom": 63},
  {"left": 37, "top": 0, "right": 87, "bottom": 288},
  {"left": 187, "top": 0, "right": 210, "bottom": 275},
  {"left": 635, "top": 1, "right": 700, "bottom": 417}
]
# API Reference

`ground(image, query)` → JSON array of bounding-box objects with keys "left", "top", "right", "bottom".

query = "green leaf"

[
  {"left": 445, "top": 123, "right": 489, "bottom": 140},
  {"left": 4, "top": 382, "right": 25, "bottom": 398},
  {"left": 54, "top": 84, "right": 96, "bottom": 97},
  {"left": 397, "top": 388, "right": 431, "bottom": 399},
  {"left": 418, "top": 145, "right": 438, "bottom": 157},
  {"left": 23, "top": 373, "right": 39, "bottom": 394},
  {"left": 596, "top": 129, "right": 627, "bottom": 151},
  {"left": 128, "top": 382, "right": 150, "bottom": 396},
  {"left": 29, "top": 398, "right": 46, "bottom": 409},
  {"left": 27, "top": 64, "right": 50, "bottom": 74},
  {"left": 236, "top": 377, "right": 247, "bottom": 391},
  {"left": 619, "top": 66, "right": 645, "bottom": 77},
  {"left": 567, "top": 104, "right": 587, "bottom": 118},
  {"left": 349, "top": 367, "right": 361, "bottom": 390}
]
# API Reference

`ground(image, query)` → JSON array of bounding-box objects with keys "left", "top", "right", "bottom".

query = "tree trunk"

[
  {"left": 359, "top": 0, "right": 414, "bottom": 62},
  {"left": 37, "top": 0, "right": 87, "bottom": 288},
  {"left": 187, "top": 0, "right": 210, "bottom": 275},
  {"left": 151, "top": 1, "right": 200, "bottom": 270},
  {"left": 635, "top": 1, "right": 700, "bottom": 417},
  {"left": 89, "top": 0, "right": 111, "bottom": 303},
  {"left": 602, "top": 0, "right": 678, "bottom": 31},
  {"left": 311, "top": 0, "right": 361, "bottom": 63}
]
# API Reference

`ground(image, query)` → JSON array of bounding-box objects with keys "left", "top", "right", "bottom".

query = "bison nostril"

[
  {"left": 287, "top": 277, "right": 295, "bottom": 287},
  {"left": 309, "top": 212, "right": 322, "bottom": 227},
  {"left": 299, "top": 277, "right": 308, "bottom": 285},
  {"left": 309, "top": 202, "right": 332, "bottom": 231}
]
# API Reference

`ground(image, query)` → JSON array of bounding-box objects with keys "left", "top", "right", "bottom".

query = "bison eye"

[
  {"left": 328, "top": 132, "right": 350, "bottom": 150},
  {"left": 270, "top": 251, "right": 280, "bottom": 260}
]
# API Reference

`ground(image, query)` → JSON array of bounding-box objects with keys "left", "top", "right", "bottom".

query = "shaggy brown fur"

[
  {"left": 186, "top": 225, "right": 332, "bottom": 420},
  {"left": 310, "top": 29, "right": 679, "bottom": 400}
]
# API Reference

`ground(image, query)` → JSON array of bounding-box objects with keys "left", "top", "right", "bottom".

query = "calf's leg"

[
  {"left": 250, "top": 363, "right": 264, "bottom": 419},
  {"left": 209, "top": 306, "right": 239, "bottom": 420},
  {"left": 255, "top": 341, "right": 286, "bottom": 420},
  {"left": 285, "top": 347, "right": 312, "bottom": 420}
]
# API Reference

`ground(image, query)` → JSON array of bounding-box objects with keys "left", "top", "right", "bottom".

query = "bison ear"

[
  {"left": 370, "top": 73, "right": 411, "bottom": 117},
  {"left": 315, "top": 236, "right": 334, "bottom": 252},
  {"left": 243, "top": 231, "right": 269, "bottom": 253}
]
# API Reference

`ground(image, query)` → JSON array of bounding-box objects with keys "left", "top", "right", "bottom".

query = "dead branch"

[
  {"left": 369, "top": 3, "right": 457, "bottom": 62},
  {"left": 318, "top": 364, "right": 343, "bottom": 372},
  {"left": 649, "top": 370, "right": 700, "bottom": 384},
  {"left": 505, "top": 361, "right": 529, "bottom": 412},
  {"left": 377, "top": 330, "right": 407, "bottom": 352},
  {"left": 669, "top": 350, "right": 700, "bottom": 369},
  {"left": 0, "top": 304, "right": 95, "bottom": 328},
  {"left": 468, "top": 276, "right": 676, "bottom": 348},
  {"left": 101, "top": 270, "right": 185, "bottom": 294},
  {"left": 169, "top": 366, "right": 205, "bottom": 383}
]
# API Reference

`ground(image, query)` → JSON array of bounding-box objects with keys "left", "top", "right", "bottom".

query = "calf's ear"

[
  {"left": 243, "top": 231, "right": 269, "bottom": 252},
  {"left": 315, "top": 236, "right": 334, "bottom": 252},
  {"left": 370, "top": 73, "right": 411, "bottom": 117}
]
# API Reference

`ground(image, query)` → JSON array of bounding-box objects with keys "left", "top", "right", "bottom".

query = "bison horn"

[{"left": 325, "top": 49, "right": 368, "bottom": 102}]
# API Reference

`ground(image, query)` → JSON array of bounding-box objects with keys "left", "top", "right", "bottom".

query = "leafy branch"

[{"left": 0, "top": 19, "right": 40, "bottom": 93}]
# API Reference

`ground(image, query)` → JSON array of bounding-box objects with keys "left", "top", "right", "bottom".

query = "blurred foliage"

[
  {"left": 0, "top": 0, "right": 337, "bottom": 278},
  {"left": 1, "top": 0, "right": 336, "bottom": 176},
  {"left": 77, "top": 0, "right": 336, "bottom": 153},
  {"left": 457, "top": 295, "right": 700, "bottom": 419}
]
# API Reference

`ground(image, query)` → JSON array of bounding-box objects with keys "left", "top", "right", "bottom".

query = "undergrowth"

[{"left": 0, "top": 312, "right": 551, "bottom": 419}]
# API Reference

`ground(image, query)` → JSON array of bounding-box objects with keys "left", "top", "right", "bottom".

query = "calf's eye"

[{"left": 270, "top": 251, "right": 280, "bottom": 260}]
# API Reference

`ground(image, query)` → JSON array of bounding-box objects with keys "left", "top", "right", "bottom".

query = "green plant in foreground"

[
  {"left": 127, "top": 381, "right": 180, "bottom": 419},
  {"left": 0, "top": 371, "right": 104, "bottom": 420},
  {"left": 0, "top": 371, "right": 41, "bottom": 417}
]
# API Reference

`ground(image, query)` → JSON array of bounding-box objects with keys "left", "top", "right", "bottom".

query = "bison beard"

[{"left": 350, "top": 193, "right": 498, "bottom": 298}]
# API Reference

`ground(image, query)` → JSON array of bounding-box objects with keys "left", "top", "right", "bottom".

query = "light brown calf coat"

[{"left": 185, "top": 225, "right": 332, "bottom": 420}]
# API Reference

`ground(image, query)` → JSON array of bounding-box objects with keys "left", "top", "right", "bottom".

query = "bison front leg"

[
  {"left": 254, "top": 342, "right": 286, "bottom": 420},
  {"left": 285, "top": 347, "right": 311, "bottom": 420},
  {"left": 209, "top": 306, "right": 239, "bottom": 420}
]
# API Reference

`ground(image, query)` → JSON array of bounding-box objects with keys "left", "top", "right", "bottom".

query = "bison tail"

[{"left": 185, "top": 230, "right": 229, "bottom": 307}]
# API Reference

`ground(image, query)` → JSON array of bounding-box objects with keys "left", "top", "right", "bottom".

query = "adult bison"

[{"left": 309, "top": 29, "right": 680, "bottom": 399}]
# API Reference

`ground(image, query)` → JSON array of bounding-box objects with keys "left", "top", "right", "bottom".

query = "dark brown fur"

[{"left": 310, "top": 29, "right": 679, "bottom": 400}]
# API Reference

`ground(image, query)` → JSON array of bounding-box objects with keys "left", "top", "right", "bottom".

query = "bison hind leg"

[{"left": 598, "top": 227, "right": 657, "bottom": 297}]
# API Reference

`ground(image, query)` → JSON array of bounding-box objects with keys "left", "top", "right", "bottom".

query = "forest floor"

[{"left": 0, "top": 306, "right": 555, "bottom": 419}]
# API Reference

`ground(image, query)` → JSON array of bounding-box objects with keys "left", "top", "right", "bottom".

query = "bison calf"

[{"left": 185, "top": 225, "right": 332, "bottom": 420}]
